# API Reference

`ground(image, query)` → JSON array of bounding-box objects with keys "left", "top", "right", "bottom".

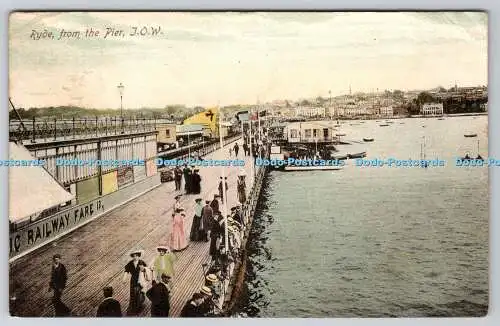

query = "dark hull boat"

[
  {"left": 363, "top": 138, "right": 374, "bottom": 142},
  {"left": 464, "top": 133, "right": 477, "bottom": 138},
  {"left": 348, "top": 152, "right": 367, "bottom": 159},
  {"left": 379, "top": 124, "right": 389, "bottom": 127}
]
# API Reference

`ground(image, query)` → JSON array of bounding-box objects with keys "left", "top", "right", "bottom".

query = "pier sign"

[
  {"left": 117, "top": 166, "right": 134, "bottom": 188},
  {"left": 9, "top": 199, "right": 104, "bottom": 258}
]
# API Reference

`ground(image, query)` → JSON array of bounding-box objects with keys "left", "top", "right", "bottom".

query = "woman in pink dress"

[{"left": 170, "top": 208, "right": 188, "bottom": 251}]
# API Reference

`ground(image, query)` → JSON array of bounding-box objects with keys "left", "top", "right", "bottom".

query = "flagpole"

[
  {"left": 218, "top": 105, "right": 229, "bottom": 255},
  {"left": 258, "top": 105, "right": 262, "bottom": 142},
  {"left": 249, "top": 109, "right": 255, "bottom": 185}
]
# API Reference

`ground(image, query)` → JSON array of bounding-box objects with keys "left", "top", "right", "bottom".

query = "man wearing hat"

[
  {"left": 173, "top": 166, "right": 183, "bottom": 191},
  {"left": 198, "top": 286, "right": 218, "bottom": 316},
  {"left": 190, "top": 198, "right": 204, "bottom": 242},
  {"left": 231, "top": 206, "right": 244, "bottom": 227},
  {"left": 96, "top": 286, "right": 122, "bottom": 317},
  {"left": 122, "top": 249, "right": 147, "bottom": 315},
  {"left": 180, "top": 293, "right": 205, "bottom": 317},
  {"left": 49, "top": 254, "right": 71, "bottom": 316},
  {"left": 191, "top": 169, "right": 202, "bottom": 194},
  {"left": 146, "top": 273, "right": 171, "bottom": 317},
  {"left": 204, "top": 274, "right": 222, "bottom": 304},
  {"left": 201, "top": 200, "right": 213, "bottom": 242},
  {"left": 218, "top": 177, "right": 228, "bottom": 201},
  {"left": 210, "top": 194, "right": 220, "bottom": 215},
  {"left": 150, "top": 245, "right": 177, "bottom": 284},
  {"left": 183, "top": 164, "right": 192, "bottom": 194}
]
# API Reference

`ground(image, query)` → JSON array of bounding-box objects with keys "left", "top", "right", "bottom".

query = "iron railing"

[{"left": 9, "top": 117, "right": 165, "bottom": 143}]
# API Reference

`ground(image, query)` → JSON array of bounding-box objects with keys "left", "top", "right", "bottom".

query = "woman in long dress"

[
  {"left": 170, "top": 209, "right": 188, "bottom": 251},
  {"left": 190, "top": 198, "right": 204, "bottom": 241},
  {"left": 150, "top": 245, "right": 177, "bottom": 284},
  {"left": 173, "top": 195, "right": 182, "bottom": 212},
  {"left": 122, "top": 250, "right": 147, "bottom": 316},
  {"left": 237, "top": 176, "right": 246, "bottom": 204}
]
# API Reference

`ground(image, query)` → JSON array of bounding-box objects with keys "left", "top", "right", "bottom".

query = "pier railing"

[
  {"left": 221, "top": 144, "right": 270, "bottom": 315},
  {"left": 9, "top": 117, "right": 159, "bottom": 143}
]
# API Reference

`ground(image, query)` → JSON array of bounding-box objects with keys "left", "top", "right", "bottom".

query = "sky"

[{"left": 9, "top": 12, "right": 488, "bottom": 109}]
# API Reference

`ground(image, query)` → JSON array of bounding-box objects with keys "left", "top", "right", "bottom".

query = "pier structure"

[
  {"left": 9, "top": 137, "right": 269, "bottom": 317},
  {"left": 9, "top": 116, "right": 241, "bottom": 261}
]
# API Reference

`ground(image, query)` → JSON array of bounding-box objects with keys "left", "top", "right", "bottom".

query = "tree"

[
  {"left": 392, "top": 90, "right": 404, "bottom": 99},
  {"left": 416, "top": 92, "right": 436, "bottom": 105}
]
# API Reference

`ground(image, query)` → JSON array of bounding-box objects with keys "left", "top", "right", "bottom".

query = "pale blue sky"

[{"left": 9, "top": 12, "right": 487, "bottom": 109}]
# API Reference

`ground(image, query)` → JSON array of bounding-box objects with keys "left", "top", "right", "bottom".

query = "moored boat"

[
  {"left": 379, "top": 124, "right": 389, "bottom": 127},
  {"left": 284, "top": 165, "right": 343, "bottom": 171},
  {"left": 363, "top": 138, "right": 374, "bottom": 142},
  {"left": 464, "top": 133, "right": 477, "bottom": 138},
  {"left": 347, "top": 151, "right": 367, "bottom": 159}
]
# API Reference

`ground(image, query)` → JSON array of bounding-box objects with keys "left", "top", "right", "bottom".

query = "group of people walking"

[
  {"left": 45, "top": 141, "right": 254, "bottom": 317},
  {"left": 174, "top": 165, "right": 202, "bottom": 194}
]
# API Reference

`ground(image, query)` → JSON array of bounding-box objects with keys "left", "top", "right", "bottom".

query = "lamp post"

[
  {"left": 117, "top": 83, "right": 124, "bottom": 133},
  {"left": 329, "top": 90, "right": 332, "bottom": 119}
]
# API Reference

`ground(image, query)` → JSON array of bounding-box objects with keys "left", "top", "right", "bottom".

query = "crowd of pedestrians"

[{"left": 47, "top": 140, "right": 253, "bottom": 317}]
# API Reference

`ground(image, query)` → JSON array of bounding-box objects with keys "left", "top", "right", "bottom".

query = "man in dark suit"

[
  {"left": 146, "top": 273, "right": 171, "bottom": 317},
  {"left": 210, "top": 194, "right": 220, "bottom": 215},
  {"left": 49, "top": 254, "right": 71, "bottom": 316},
  {"left": 96, "top": 286, "right": 122, "bottom": 317},
  {"left": 180, "top": 293, "right": 205, "bottom": 317}
]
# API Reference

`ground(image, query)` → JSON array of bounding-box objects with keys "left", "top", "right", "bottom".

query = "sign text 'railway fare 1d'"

[{"left": 9, "top": 200, "right": 104, "bottom": 257}]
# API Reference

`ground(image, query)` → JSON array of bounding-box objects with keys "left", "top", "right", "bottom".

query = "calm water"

[{"left": 235, "top": 116, "right": 489, "bottom": 317}]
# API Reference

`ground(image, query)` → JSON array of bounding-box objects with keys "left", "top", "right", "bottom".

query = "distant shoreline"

[{"left": 326, "top": 112, "right": 488, "bottom": 121}]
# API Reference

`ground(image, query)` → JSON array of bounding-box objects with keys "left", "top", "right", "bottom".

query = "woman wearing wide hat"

[
  {"left": 150, "top": 245, "right": 177, "bottom": 284},
  {"left": 122, "top": 249, "right": 147, "bottom": 315},
  {"left": 170, "top": 209, "right": 188, "bottom": 251},
  {"left": 237, "top": 170, "right": 247, "bottom": 205},
  {"left": 190, "top": 198, "right": 204, "bottom": 241}
]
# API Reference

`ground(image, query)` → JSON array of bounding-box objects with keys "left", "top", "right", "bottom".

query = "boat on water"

[
  {"left": 336, "top": 133, "right": 346, "bottom": 137},
  {"left": 460, "top": 140, "right": 483, "bottom": 160},
  {"left": 363, "top": 138, "right": 374, "bottom": 142},
  {"left": 284, "top": 165, "right": 343, "bottom": 172},
  {"left": 348, "top": 151, "right": 367, "bottom": 159},
  {"left": 437, "top": 117, "right": 445, "bottom": 120},
  {"left": 464, "top": 133, "right": 477, "bottom": 138},
  {"left": 379, "top": 124, "right": 389, "bottom": 127}
]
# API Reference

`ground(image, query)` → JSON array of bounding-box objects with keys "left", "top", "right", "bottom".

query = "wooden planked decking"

[{"left": 9, "top": 138, "right": 253, "bottom": 317}]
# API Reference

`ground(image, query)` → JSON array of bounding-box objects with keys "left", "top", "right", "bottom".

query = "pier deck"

[{"left": 9, "top": 138, "right": 253, "bottom": 317}]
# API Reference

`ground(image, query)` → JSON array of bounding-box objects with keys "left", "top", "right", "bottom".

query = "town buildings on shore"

[{"left": 254, "top": 84, "right": 487, "bottom": 120}]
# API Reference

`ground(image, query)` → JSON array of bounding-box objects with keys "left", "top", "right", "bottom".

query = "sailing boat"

[
  {"left": 476, "top": 140, "right": 483, "bottom": 160},
  {"left": 421, "top": 136, "right": 428, "bottom": 168},
  {"left": 462, "top": 140, "right": 483, "bottom": 160}
]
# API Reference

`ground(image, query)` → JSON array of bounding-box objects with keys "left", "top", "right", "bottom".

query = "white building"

[
  {"left": 379, "top": 106, "right": 394, "bottom": 117},
  {"left": 295, "top": 106, "right": 326, "bottom": 118},
  {"left": 284, "top": 121, "right": 334, "bottom": 143},
  {"left": 421, "top": 103, "right": 444, "bottom": 116}
]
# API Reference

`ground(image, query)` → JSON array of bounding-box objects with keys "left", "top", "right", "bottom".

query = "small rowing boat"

[
  {"left": 464, "top": 133, "right": 477, "bottom": 138},
  {"left": 348, "top": 152, "right": 367, "bottom": 159},
  {"left": 363, "top": 138, "right": 374, "bottom": 142}
]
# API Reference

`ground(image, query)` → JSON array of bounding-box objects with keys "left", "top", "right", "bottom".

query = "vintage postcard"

[{"left": 8, "top": 12, "right": 488, "bottom": 317}]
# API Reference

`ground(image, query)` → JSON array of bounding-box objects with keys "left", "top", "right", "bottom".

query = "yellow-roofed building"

[{"left": 183, "top": 107, "right": 219, "bottom": 137}]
